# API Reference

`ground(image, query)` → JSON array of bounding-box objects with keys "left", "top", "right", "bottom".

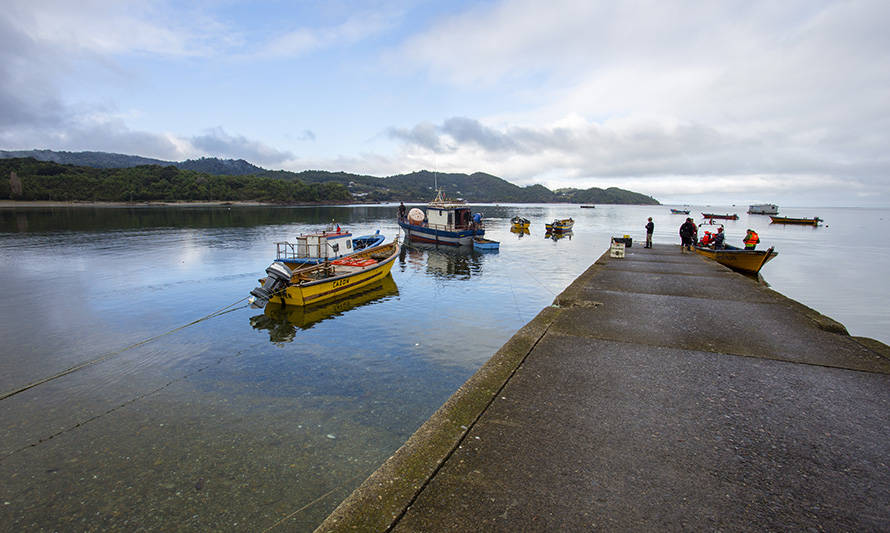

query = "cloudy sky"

[{"left": 2, "top": 0, "right": 888, "bottom": 206}]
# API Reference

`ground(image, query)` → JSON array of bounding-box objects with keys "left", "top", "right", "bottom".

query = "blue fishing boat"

[
  {"left": 398, "top": 190, "right": 484, "bottom": 246},
  {"left": 670, "top": 208, "right": 690, "bottom": 214}
]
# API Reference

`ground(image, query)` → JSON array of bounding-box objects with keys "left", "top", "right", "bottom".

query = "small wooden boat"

[
  {"left": 473, "top": 237, "right": 499, "bottom": 251},
  {"left": 545, "top": 218, "right": 574, "bottom": 232},
  {"left": 510, "top": 216, "right": 530, "bottom": 229},
  {"left": 693, "top": 244, "right": 777, "bottom": 275},
  {"left": 670, "top": 208, "right": 690, "bottom": 214},
  {"left": 250, "top": 240, "right": 399, "bottom": 308},
  {"left": 769, "top": 216, "right": 822, "bottom": 226},
  {"left": 702, "top": 213, "right": 739, "bottom": 220}
]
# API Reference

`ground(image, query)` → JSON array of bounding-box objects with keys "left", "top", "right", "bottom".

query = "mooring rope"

[{"left": 0, "top": 296, "right": 250, "bottom": 403}]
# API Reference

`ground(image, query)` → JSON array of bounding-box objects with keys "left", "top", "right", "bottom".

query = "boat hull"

[
  {"left": 269, "top": 242, "right": 399, "bottom": 306},
  {"left": 702, "top": 213, "right": 739, "bottom": 220},
  {"left": 473, "top": 237, "right": 499, "bottom": 250},
  {"left": 693, "top": 245, "right": 777, "bottom": 275},
  {"left": 769, "top": 216, "right": 821, "bottom": 225},
  {"left": 398, "top": 220, "right": 482, "bottom": 246}
]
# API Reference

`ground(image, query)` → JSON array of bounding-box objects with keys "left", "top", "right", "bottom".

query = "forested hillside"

[
  {"left": 0, "top": 158, "right": 351, "bottom": 203},
  {"left": 0, "top": 150, "right": 660, "bottom": 204}
]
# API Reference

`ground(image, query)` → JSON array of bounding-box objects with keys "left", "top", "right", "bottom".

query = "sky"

[{"left": 2, "top": 0, "right": 888, "bottom": 206}]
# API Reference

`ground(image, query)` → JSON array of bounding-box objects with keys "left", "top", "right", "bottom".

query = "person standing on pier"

[
  {"left": 679, "top": 217, "right": 696, "bottom": 252},
  {"left": 398, "top": 201, "right": 407, "bottom": 221},
  {"left": 645, "top": 217, "right": 654, "bottom": 248}
]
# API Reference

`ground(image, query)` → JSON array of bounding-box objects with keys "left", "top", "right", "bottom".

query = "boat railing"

[{"left": 276, "top": 241, "right": 326, "bottom": 260}]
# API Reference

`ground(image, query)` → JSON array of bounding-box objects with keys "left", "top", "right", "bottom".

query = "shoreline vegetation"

[{"left": 1, "top": 153, "right": 661, "bottom": 205}]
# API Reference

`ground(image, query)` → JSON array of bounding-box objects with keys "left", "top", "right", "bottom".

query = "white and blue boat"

[
  {"left": 398, "top": 190, "right": 484, "bottom": 246},
  {"left": 273, "top": 224, "right": 385, "bottom": 266}
]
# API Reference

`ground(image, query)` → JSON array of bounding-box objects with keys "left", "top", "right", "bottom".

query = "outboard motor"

[{"left": 249, "top": 262, "right": 293, "bottom": 308}]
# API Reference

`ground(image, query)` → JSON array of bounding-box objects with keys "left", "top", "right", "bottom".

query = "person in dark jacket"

[
  {"left": 645, "top": 217, "right": 654, "bottom": 248},
  {"left": 679, "top": 218, "right": 696, "bottom": 252},
  {"left": 712, "top": 226, "right": 726, "bottom": 249}
]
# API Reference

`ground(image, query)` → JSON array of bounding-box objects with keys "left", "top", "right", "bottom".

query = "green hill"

[{"left": 0, "top": 150, "right": 660, "bottom": 205}]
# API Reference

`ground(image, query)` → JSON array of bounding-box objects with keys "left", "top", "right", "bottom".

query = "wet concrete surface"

[{"left": 317, "top": 245, "right": 890, "bottom": 532}]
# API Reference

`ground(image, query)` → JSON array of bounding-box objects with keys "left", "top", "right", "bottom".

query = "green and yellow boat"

[{"left": 693, "top": 244, "right": 777, "bottom": 275}]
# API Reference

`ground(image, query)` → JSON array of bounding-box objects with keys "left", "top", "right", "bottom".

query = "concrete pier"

[{"left": 316, "top": 245, "right": 890, "bottom": 532}]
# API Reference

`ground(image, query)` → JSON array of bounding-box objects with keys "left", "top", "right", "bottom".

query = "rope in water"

[{"left": 0, "top": 296, "right": 250, "bottom": 403}]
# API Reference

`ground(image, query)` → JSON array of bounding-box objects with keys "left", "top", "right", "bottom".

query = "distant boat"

[
  {"left": 770, "top": 216, "right": 822, "bottom": 226},
  {"left": 510, "top": 216, "right": 530, "bottom": 229},
  {"left": 702, "top": 213, "right": 739, "bottom": 220},
  {"left": 580, "top": 205, "right": 595, "bottom": 208},
  {"left": 473, "top": 237, "right": 500, "bottom": 251},
  {"left": 398, "top": 189, "right": 484, "bottom": 246},
  {"left": 545, "top": 218, "right": 574, "bottom": 232},
  {"left": 670, "top": 208, "right": 690, "bottom": 214},
  {"left": 693, "top": 244, "right": 778, "bottom": 275},
  {"left": 249, "top": 240, "right": 399, "bottom": 308},
  {"left": 748, "top": 204, "right": 779, "bottom": 215}
]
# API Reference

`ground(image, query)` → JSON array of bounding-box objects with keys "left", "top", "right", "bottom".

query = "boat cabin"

[
  {"left": 424, "top": 190, "right": 480, "bottom": 231},
  {"left": 276, "top": 227, "right": 354, "bottom": 263}
]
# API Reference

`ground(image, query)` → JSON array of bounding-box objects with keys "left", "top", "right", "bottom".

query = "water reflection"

[
  {"left": 249, "top": 274, "right": 399, "bottom": 343},
  {"left": 400, "top": 242, "right": 483, "bottom": 279},
  {"left": 546, "top": 230, "right": 574, "bottom": 241},
  {"left": 511, "top": 226, "right": 531, "bottom": 238}
]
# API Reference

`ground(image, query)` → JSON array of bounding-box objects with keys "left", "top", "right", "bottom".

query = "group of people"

[{"left": 643, "top": 217, "right": 760, "bottom": 252}]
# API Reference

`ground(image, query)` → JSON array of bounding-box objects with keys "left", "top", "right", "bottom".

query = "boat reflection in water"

[
  {"left": 401, "top": 241, "right": 484, "bottom": 280},
  {"left": 249, "top": 274, "right": 398, "bottom": 343},
  {"left": 545, "top": 230, "right": 573, "bottom": 241},
  {"left": 511, "top": 226, "right": 531, "bottom": 238}
]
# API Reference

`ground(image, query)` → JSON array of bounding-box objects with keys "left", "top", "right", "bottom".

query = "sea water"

[{"left": 0, "top": 204, "right": 887, "bottom": 530}]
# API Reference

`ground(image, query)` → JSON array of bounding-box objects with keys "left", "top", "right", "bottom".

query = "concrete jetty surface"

[{"left": 316, "top": 245, "right": 890, "bottom": 532}]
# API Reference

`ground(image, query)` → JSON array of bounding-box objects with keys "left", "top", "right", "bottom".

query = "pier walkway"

[{"left": 317, "top": 245, "right": 890, "bottom": 532}]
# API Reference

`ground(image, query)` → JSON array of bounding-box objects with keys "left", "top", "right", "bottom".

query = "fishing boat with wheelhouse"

[
  {"left": 748, "top": 204, "right": 779, "bottom": 215},
  {"left": 398, "top": 190, "right": 484, "bottom": 246},
  {"left": 249, "top": 240, "right": 400, "bottom": 308},
  {"left": 670, "top": 208, "right": 690, "bottom": 214},
  {"left": 272, "top": 224, "right": 384, "bottom": 267}
]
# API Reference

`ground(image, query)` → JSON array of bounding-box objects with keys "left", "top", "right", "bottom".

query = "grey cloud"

[
  {"left": 190, "top": 127, "right": 294, "bottom": 165},
  {"left": 387, "top": 122, "right": 443, "bottom": 152},
  {"left": 441, "top": 117, "right": 519, "bottom": 152}
]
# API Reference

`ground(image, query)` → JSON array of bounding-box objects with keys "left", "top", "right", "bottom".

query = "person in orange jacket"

[{"left": 744, "top": 229, "right": 760, "bottom": 249}]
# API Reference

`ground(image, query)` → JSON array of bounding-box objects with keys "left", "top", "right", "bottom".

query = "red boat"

[{"left": 701, "top": 213, "right": 739, "bottom": 220}]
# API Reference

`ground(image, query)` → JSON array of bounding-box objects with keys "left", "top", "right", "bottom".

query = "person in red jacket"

[{"left": 744, "top": 229, "right": 760, "bottom": 249}]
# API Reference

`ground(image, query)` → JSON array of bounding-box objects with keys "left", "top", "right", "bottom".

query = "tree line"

[{"left": 1, "top": 158, "right": 352, "bottom": 203}]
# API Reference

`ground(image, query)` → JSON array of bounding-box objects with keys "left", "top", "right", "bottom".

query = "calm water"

[{"left": 1, "top": 204, "right": 888, "bottom": 531}]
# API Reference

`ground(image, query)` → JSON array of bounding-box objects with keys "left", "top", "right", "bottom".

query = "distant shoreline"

[{"left": 0, "top": 200, "right": 350, "bottom": 208}]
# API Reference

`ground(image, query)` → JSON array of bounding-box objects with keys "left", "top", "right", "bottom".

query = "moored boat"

[
  {"left": 580, "top": 205, "right": 595, "bottom": 208},
  {"left": 249, "top": 240, "right": 399, "bottom": 308},
  {"left": 473, "top": 237, "right": 500, "bottom": 251},
  {"left": 748, "top": 204, "right": 779, "bottom": 215},
  {"left": 693, "top": 244, "right": 777, "bottom": 275},
  {"left": 670, "top": 208, "right": 690, "bottom": 214},
  {"left": 398, "top": 190, "right": 484, "bottom": 246},
  {"left": 769, "top": 216, "right": 822, "bottom": 226},
  {"left": 545, "top": 218, "right": 574, "bottom": 232},
  {"left": 273, "top": 224, "right": 384, "bottom": 266},
  {"left": 510, "top": 216, "right": 530, "bottom": 229},
  {"left": 702, "top": 213, "right": 739, "bottom": 220}
]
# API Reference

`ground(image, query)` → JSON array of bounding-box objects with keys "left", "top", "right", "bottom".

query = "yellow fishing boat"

[
  {"left": 693, "top": 244, "right": 777, "bottom": 275},
  {"left": 250, "top": 240, "right": 399, "bottom": 307},
  {"left": 511, "top": 216, "right": 530, "bottom": 230}
]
